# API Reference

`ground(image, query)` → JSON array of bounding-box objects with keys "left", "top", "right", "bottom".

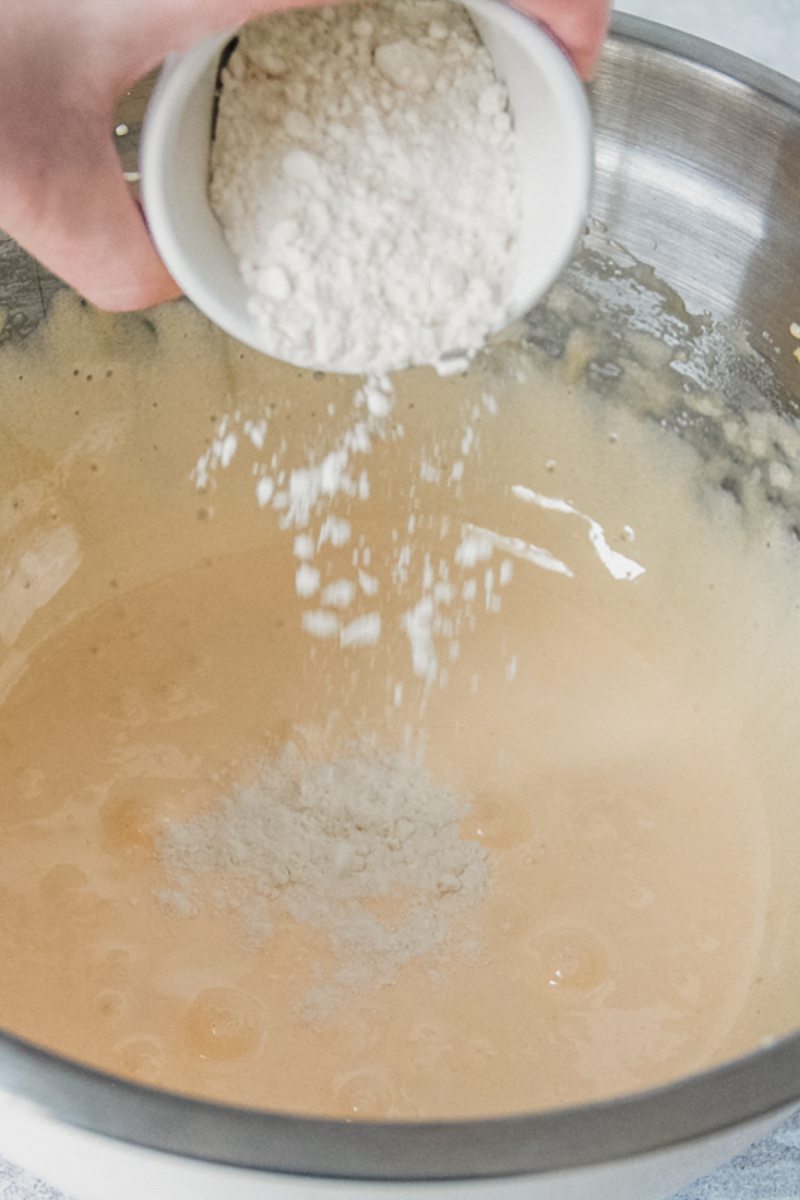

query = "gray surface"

[
  {"left": 1, "top": 1110, "right": 799, "bottom": 1199},
  {"left": 674, "top": 1111, "right": 800, "bottom": 1199},
  {"left": 0, "top": 1161, "right": 63, "bottom": 1200},
  {"left": 621, "top": 0, "right": 800, "bottom": 79},
  {"left": 2, "top": 0, "right": 800, "bottom": 1196}
]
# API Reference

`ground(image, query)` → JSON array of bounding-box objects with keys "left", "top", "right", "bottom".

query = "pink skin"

[{"left": 1, "top": 0, "right": 610, "bottom": 312}]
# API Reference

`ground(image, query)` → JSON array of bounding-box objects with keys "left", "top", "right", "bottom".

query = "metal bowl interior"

[{"left": 1, "top": 13, "right": 800, "bottom": 1184}]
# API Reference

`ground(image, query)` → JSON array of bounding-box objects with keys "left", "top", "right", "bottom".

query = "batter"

[{"left": 0, "top": 294, "right": 799, "bottom": 1118}]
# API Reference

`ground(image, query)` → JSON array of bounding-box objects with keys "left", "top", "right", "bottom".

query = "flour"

[
  {"left": 210, "top": 0, "right": 522, "bottom": 375},
  {"left": 199, "top": 0, "right": 526, "bottom": 676},
  {"left": 322, "top": 578, "right": 357, "bottom": 608},
  {"left": 296, "top": 563, "right": 321, "bottom": 596},
  {"left": 339, "top": 612, "right": 382, "bottom": 647},
  {"left": 158, "top": 743, "right": 488, "bottom": 1012},
  {"left": 190, "top": 377, "right": 527, "bottom": 688}
]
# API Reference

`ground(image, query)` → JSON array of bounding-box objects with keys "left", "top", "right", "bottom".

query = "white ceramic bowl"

[{"left": 140, "top": 0, "right": 593, "bottom": 370}]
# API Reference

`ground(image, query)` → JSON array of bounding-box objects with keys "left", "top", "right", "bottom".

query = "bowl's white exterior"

[{"left": 0, "top": 1089, "right": 794, "bottom": 1200}]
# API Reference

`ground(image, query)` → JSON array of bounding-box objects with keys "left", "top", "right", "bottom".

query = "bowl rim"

[{"left": 2, "top": 12, "right": 800, "bottom": 1184}]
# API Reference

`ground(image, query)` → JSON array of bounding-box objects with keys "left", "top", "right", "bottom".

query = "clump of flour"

[
  {"left": 158, "top": 743, "right": 488, "bottom": 1013},
  {"left": 210, "top": 0, "right": 522, "bottom": 375}
]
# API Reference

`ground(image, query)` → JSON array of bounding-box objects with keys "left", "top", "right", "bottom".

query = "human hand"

[
  {"left": 0, "top": 0, "right": 340, "bottom": 312},
  {"left": 510, "top": 0, "right": 611, "bottom": 81},
  {"left": 0, "top": 0, "right": 609, "bottom": 314},
  {"left": 513, "top": 0, "right": 614, "bottom": 79}
]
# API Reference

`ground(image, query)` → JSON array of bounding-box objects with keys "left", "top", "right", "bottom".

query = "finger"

[
  {"left": 507, "top": 0, "right": 611, "bottom": 80},
  {"left": 101, "top": 0, "right": 345, "bottom": 90},
  {"left": 5, "top": 128, "right": 181, "bottom": 312}
]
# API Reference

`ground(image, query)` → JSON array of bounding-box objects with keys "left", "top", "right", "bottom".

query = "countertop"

[
  {"left": 2, "top": 2, "right": 800, "bottom": 1198},
  {"left": 621, "top": 0, "right": 800, "bottom": 79}
]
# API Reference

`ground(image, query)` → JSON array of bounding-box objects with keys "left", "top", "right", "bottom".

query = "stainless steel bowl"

[{"left": 1, "top": 16, "right": 799, "bottom": 1200}]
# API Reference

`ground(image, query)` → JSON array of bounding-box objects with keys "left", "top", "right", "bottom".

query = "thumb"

[
  {"left": 506, "top": 0, "right": 611, "bottom": 81},
  {"left": 5, "top": 117, "right": 180, "bottom": 313},
  {"left": 110, "top": 0, "right": 344, "bottom": 89}
]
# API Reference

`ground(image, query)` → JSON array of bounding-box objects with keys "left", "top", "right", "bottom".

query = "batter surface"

[{"left": 0, "top": 297, "right": 798, "bottom": 1117}]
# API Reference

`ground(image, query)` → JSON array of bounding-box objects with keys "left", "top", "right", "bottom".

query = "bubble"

[
  {"left": 334, "top": 1067, "right": 395, "bottom": 1118},
  {"left": 93, "top": 946, "right": 135, "bottom": 985},
  {"left": 465, "top": 792, "right": 530, "bottom": 850},
  {"left": 113, "top": 1036, "right": 164, "bottom": 1083},
  {"left": 95, "top": 990, "right": 126, "bottom": 1021},
  {"left": 407, "top": 1021, "right": 451, "bottom": 1067},
  {"left": 183, "top": 987, "right": 264, "bottom": 1062},
  {"left": 526, "top": 927, "right": 610, "bottom": 994}
]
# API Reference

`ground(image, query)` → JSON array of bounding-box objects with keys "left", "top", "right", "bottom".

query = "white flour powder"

[
  {"left": 186, "top": 5, "right": 521, "bottom": 974},
  {"left": 158, "top": 743, "right": 487, "bottom": 1012},
  {"left": 210, "top": 0, "right": 522, "bottom": 375}
]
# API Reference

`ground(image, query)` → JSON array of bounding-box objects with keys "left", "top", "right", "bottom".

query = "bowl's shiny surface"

[
  {"left": 0, "top": 14, "right": 799, "bottom": 1185},
  {"left": 591, "top": 18, "right": 800, "bottom": 402}
]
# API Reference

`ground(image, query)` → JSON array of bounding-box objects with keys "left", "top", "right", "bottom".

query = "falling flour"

[
  {"left": 158, "top": 743, "right": 488, "bottom": 1014},
  {"left": 202, "top": 0, "right": 527, "bottom": 675},
  {"left": 210, "top": 0, "right": 522, "bottom": 375},
  {"left": 184, "top": 3, "right": 522, "bottom": 1005}
]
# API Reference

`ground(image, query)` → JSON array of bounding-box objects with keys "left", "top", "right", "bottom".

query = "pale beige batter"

[{"left": 0, "top": 296, "right": 799, "bottom": 1119}]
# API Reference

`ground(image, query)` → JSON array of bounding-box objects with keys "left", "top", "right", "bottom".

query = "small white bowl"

[{"left": 140, "top": 0, "right": 593, "bottom": 371}]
